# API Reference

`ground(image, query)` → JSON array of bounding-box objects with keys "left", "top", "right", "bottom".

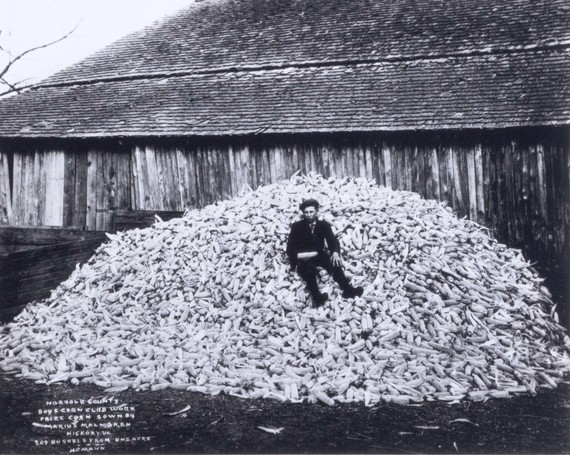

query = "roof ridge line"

[{"left": 32, "top": 40, "right": 570, "bottom": 91}]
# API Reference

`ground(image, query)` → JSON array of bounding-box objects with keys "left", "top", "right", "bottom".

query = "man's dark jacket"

[{"left": 286, "top": 219, "right": 341, "bottom": 270}]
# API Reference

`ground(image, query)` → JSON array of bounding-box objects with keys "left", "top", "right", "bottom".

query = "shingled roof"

[{"left": 0, "top": 0, "right": 568, "bottom": 137}]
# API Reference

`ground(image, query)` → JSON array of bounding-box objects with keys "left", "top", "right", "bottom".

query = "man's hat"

[{"left": 299, "top": 199, "right": 320, "bottom": 211}]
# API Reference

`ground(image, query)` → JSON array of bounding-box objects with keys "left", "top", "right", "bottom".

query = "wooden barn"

[{"left": 0, "top": 0, "right": 568, "bottom": 316}]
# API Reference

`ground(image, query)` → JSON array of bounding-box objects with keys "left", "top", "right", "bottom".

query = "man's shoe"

[
  {"left": 342, "top": 286, "right": 364, "bottom": 299},
  {"left": 313, "top": 292, "right": 329, "bottom": 308}
]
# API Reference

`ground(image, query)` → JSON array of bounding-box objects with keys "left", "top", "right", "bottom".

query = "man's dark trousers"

[{"left": 296, "top": 253, "right": 351, "bottom": 298}]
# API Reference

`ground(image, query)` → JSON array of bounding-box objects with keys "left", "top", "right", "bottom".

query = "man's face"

[{"left": 302, "top": 206, "right": 318, "bottom": 223}]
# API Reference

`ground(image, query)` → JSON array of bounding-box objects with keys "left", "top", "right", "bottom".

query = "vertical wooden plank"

[
  {"left": 438, "top": 146, "right": 449, "bottom": 208},
  {"left": 321, "top": 143, "right": 329, "bottom": 178},
  {"left": 116, "top": 149, "right": 131, "bottom": 212},
  {"left": 544, "top": 142, "right": 559, "bottom": 253},
  {"left": 138, "top": 145, "right": 151, "bottom": 210},
  {"left": 355, "top": 144, "right": 362, "bottom": 179},
  {"left": 445, "top": 146, "right": 455, "bottom": 211},
  {"left": 300, "top": 142, "right": 313, "bottom": 179},
  {"left": 161, "top": 147, "right": 174, "bottom": 210},
  {"left": 297, "top": 143, "right": 306, "bottom": 177},
  {"left": 281, "top": 143, "right": 291, "bottom": 179},
  {"left": 424, "top": 147, "right": 432, "bottom": 200},
  {"left": 563, "top": 142, "right": 570, "bottom": 269},
  {"left": 165, "top": 146, "right": 179, "bottom": 210},
  {"left": 536, "top": 144, "right": 547, "bottom": 222},
  {"left": 404, "top": 145, "right": 412, "bottom": 192},
  {"left": 44, "top": 151, "right": 65, "bottom": 226},
  {"left": 290, "top": 143, "right": 300, "bottom": 178},
  {"left": 130, "top": 147, "right": 139, "bottom": 211},
  {"left": 361, "top": 143, "right": 370, "bottom": 180},
  {"left": 382, "top": 144, "right": 391, "bottom": 189},
  {"left": 349, "top": 144, "right": 357, "bottom": 178},
  {"left": 73, "top": 149, "right": 88, "bottom": 228},
  {"left": 458, "top": 146, "right": 469, "bottom": 219},
  {"left": 17, "top": 151, "right": 27, "bottom": 225},
  {"left": 315, "top": 143, "right": 324, "bottom": 178},
  {"left": 409, "top": 145, "right": 417, "bottom": 194},
  {"left": 153, "top": 145, "right": 166, "bottom": 210},
  {"left": 251, "top": 145, "right": 261, "bottom": 190},
  {"left": 339, "top": 144, "right": 348, "bottom": 178},
  {"left": 274, "top": 143, "right": 284, "bottom": 181},
  {"left": 192, "top": 147, "right": 203, "bottom": 206},
  {"left": 329, "top": 144, "right": 339, "bottom": 179},
  {"left": 199, "top": 146, "right": 210, "bottom": 205},
  {"left": 22, "top": 151, "right": 34, "bottom": 225},
  {"left": 466, "top": 146, "right": 477, "bottom": 221},
  {"left": 86, "top": 149, "right": 98, "bottom": 230},
  {"left": 426, "top": 147, "right": 439, "bottom": 201},
  {"left": 264, "top": 145, "right": 272, "bottom": 186},
  {"left": 267, "top": 145, "right": 277, "bottom": 185},
  {"left": 214, "top": 145, "right": 223, "bottom": 200},
  {"left": 520, "top": 143, "right": 531, "bottom": 247},
  {"left": 512, "top": 141, "right": 525, "bottom": 245},
  {"left": 496, "top": 143, "right": 509, "bottom": 243},
  {"left": 390, "top": 145, "right": 394, "bottom": 190},
  {"left": 214, "top": 146, "right": 223, "bottom": 201},
  {"left": 0, "top": 151, "right": 12, "bottom": 225},
  {"left": 183, "top": 147, "right": 194, "bottom": 208},
  {"left": 418, "top": 146, "right": 427, "bottom": 198},
  {"left": 94, "top": 150, "right": 106, "bottom": 230},
  {"left": 226, "top": 146, "right": 239, "bottom": 198},
  {"left": 504, "top": 141, "right": 516, "bottom": 244},
  {"left": 474, "top": 144, "right": 485, "bottom": 224},
  {"left": 39, "top": 151, "right": 48, "bottom": 226},
  {"left": 133, "top": 146, "right": 145, "bottom": 211},
  {"left": 312, "top": 143, "right": 320, "bottom": 178},
  {"left": 32, "top": 151, "right": 42, "bottom": 225},
  {"left": 397, "top": 145, "right": 405, "bottom": 191},
  {"left": 158, "top": 147, "right": 172, "bottom": 210},
  {"left": 12, "top": 153, "right": 23, "bottom": 224},
  {"left": 175, "top": 148, "right": 190, "bottom": 209},
  {"left": 153, "top": 146, "right": 165, "bottom": 210},
  {"left": 145, "top": 146, "right": 161, "bottom": 210},
  {"left": 207, "top": 146, "right": 217, "bottom": 202},
  {"left": 39, "top": 150, "right": 50, "bottom": 226},
  {"left": 243, "top": 145, "right": 253, "bottom": 195},
  {"left": 362, "top": 143, "right": 371, "bottom": 181},
  {"left": 96, "top": 150, "right": 108, "bottom": 230},
  {"left": 563, "top": 142, "right": 570, "bottom": 261},
  {"left": 363, "top": 143, "right": 373, "bottom": 182},
  {"left": 482, "top": 144, "right": 496, "bottom": 232},
  {"left": 450, "top": 146, "right": 463, "bottom": 213},
  {"left": 374, "top": 141, "right": 384, "bottom": 187},
  {"left": 223, "top": 144, "right": 234, "bottom": 199},
  {"left": 62, "top": 150, "right": 76, "bottom": 227},
  {"left": 107, "top": 150, "right": 119, "bottom": 229}
]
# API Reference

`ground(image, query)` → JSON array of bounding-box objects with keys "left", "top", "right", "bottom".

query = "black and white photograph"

[{"left": 0, "top": 0, "right": 569, "bottom": 453}]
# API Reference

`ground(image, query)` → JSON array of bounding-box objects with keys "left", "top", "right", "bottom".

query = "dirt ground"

[{"left": 1, "top": 374, "right": 569, "bottom": 455}]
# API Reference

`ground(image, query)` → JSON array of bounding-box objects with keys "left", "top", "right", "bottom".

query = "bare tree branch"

[
  {"left": 0, "top": 79, "right": 35, "bottom": 97},
  {"left": 0, "top": 23, "right": 79, "bottom": 97}
]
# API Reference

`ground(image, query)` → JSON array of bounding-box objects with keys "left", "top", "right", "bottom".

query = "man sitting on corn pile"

[{"left": 287, "top": 199, "right": 364, "bottom": 307}]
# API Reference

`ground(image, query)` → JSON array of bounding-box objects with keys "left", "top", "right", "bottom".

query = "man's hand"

[{"left": 331, "top": 252, "right": 342, "bottom": 267}]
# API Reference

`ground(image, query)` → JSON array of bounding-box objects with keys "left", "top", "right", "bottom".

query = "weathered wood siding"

[
  {"left": 0, "top": 129, "right": 568, "bottom": 273},
  {"left": 0, "top": 151, "right": 10, "bottom": 225},
  {"left": 9, "top": 150, "right": 65, "bottom": 226},
  {"left": 0, "top": 227, "right": 107, "bottom": 319}
]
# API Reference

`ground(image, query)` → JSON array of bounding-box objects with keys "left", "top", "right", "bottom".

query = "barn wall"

[
  {"left": 0, "top": 128, "right": 568, "bottom": 285},
  {"left": 124, "top": 132, "right": 569, "bottom": 276}
]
